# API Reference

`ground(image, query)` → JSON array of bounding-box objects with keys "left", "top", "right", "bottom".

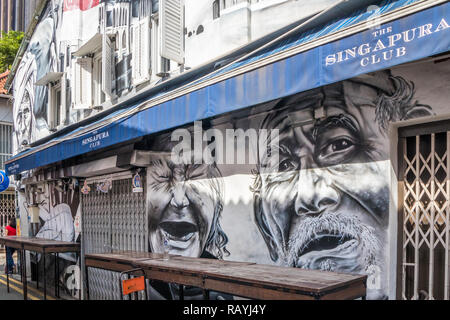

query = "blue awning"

[{"left": 6, "top": 0, "right": 450, "bottom": 175}]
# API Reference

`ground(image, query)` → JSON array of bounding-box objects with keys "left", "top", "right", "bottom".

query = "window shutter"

[
  {"left": 72, "top": 58, "right": 93, "bottom": 109},
  {"left": 61, "top": 73, "right": 67, "bottom": 124},
  {"left": 160, "top": 0, "right": 184, "bottom": 64},
  {"left": 132, "top": 24, "right": 140, "bottom": 83},
  {"left": 133, "top": 17, "right": 150, "bottom": 86},
  {"left": 47, "top": 84, "right": 54, "bottom": 128},
  {"left": 102, "top": 34, "right": 113, "bottom": 97}
]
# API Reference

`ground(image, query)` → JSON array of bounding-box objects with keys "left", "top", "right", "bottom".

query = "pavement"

[{"left": 0, "top": 249, "right": 62, "bottom": 300}]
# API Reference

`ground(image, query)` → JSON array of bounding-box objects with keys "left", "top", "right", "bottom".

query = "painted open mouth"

[
  {"left": 298, "top": 232, "right": 355, "bottom": 257},
  {"left": 159, "top": 221, "right": 198, "bottom": 241}
]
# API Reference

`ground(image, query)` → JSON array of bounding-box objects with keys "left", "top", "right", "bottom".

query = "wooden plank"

[
  {"left": 203, "top": 278, "right": 316, "bottom": 300},
  {"left": 201, "top": 263, "right": 366, "bottom": 293},
  {"left": 23, "top": 244, "right": 80, "bottom": 253},
  {"left": 135, "top": 256, "right": 254, "bottom": 276},
  {"left": 85, "top": 258, "right": 135, "bottom": 272},
  {"left": 0, "top": 236, "right": 80, "bottom": 253},
  {"left": 319, "top": 281, "right": 367, "bottom": 300},
  {"left": 143, "top": 268, "right": 204, "bottom": 288},
  {"left": 85, "top": 251, "right": 166, "bottom": 265}
]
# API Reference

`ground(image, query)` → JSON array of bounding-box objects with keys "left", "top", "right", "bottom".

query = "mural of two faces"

[{"left": 144, "top": 66, "right": 445, "bottom": 300}]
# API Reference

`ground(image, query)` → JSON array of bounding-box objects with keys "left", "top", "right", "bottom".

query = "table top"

[
  {"left": 198, "top": 262, "right": 366, "bottom": 293},
  {"left": 0, "top": 236, "right": 80, "bottom": 250},
  {"left": 85, "top": 251, "right": 172, "bottom": 264},
  {"left": 136, "top": 255, "right": 255, "bottom": 275},
  {"left": 85, "top": 250, "right": 367, "bottom": 295}
]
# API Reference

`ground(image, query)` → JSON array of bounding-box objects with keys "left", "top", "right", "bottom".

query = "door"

[
  {"left": 400, "top": 127, "right": 450, "bottom": 300},
  {"left": 81, "top": 172, "right": 147, "bottom": 300}
]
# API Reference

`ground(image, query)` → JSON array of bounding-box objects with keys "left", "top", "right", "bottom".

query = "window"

[
  {"left": 35, "top": 72, "right": 65, "bottom": 130},
  {"left": 160, "top": 0, "right": 184, "bottom": 64},
  {"left": 72, "top": 57, "right": 93, "bottom": 109},
  {"left": 47, "top": 79, "right": 64, "bottom": 130},
  {"left": 93, "top": 53, "right": 106, "bottom": 106},
  {"left": 132, "top": 16, "right": 150, "bottom": 85},
  {"left": 51, "top": 83, "right": 62, "bottom": 129},
  {"left": 72, "top": 33, "right": 114, "bottom": 109},
  {"left": 0, "top": 123, "right": 13, "bottom": 171},
  {"left": 213, "top": 0, "right": 220, "bottom": 19}
]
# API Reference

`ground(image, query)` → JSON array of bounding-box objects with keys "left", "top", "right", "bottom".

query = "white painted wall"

[{"left": 185, "top": 0, "right": 339, "bottom": 68}]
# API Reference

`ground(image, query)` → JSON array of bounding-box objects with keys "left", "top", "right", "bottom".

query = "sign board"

[
  {"left": 122, "top": 276, "right": 146, "bottom": 296},
  {"left": 0, "top": 171, "right": 9, "bottom": 192}
]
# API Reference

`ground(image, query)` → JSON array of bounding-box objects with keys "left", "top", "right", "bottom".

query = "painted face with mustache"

[
  {"left": 147, "top": 139, "right": 223, "bottom": 258},
  {"left": 254, "top": 81, "right": 393, "bottom": 299}
]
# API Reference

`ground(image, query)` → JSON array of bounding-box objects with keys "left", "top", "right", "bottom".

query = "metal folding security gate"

[
  {"left": 82, "top": 172, "right": 147, "bottom": 300},
  {"left": 0, "top": 192, "right": 16, "bottom": 249},
  {"left": 400, "top": 127, "right": 450, "bottom": 300}
]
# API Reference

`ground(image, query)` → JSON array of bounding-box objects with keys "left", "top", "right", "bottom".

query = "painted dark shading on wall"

[{"left": 251, "top": 70, "right": 432, "bottom": 300}]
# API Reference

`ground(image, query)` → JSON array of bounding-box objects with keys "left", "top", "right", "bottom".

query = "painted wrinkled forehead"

[
  {"left": 147, "top": 132, "right": 224, "bottom": 182},
  {"left": 260, "top": 79, "right": 384, "bottom": 132}
]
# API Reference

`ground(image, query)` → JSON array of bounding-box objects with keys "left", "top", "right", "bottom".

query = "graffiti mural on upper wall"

[
  {"left": 12, "top": 0, "right": 151, "bottom": 153},
  {"left": 13, "top": 0, "right": 63, "bottom": 150}
]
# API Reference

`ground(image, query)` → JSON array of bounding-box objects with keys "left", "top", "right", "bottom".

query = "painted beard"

[{"left": 279, "top": 212, "right": 381, "bottom": 274}]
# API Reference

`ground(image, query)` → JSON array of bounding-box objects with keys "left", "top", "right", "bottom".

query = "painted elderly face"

[
  {"left": 148, "top": 158, "right": 221, "bottom": 257},
  {"left": 16, "top": 90, "right": 32, "bottom": 145},
  {"left": 258, "top": 82, "right": 389, "bottom": 283}
]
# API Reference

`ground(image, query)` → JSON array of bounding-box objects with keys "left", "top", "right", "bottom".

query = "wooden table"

[
  {"left": 84, "top": 251, "right": 367, "bottom": 300},
  {"left": 199, "top": 262, "right": 367, "bottom": 300},
  {"left": 0, "top": 236, "right": 80, "bottom": 300}
]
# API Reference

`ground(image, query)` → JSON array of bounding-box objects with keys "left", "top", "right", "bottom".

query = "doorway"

[{"left": 399, "top": 123, "right": 450, "bottom": 300}]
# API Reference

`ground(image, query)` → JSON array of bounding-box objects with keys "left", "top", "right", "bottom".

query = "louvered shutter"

[
  {"left": 102, "top": 34, "right": 113, "bottom": 97},
  {"left": 160, "top": 0, "right": 184, "bottom": 64},
  {"left": 60, "top": 72, "right": 67, "bottom": 124},
  {"left": 132, "top": 17, "right": 150, "bottom": 86},
  {"left": 72, "top": 58, "right": 93, "bottom": 109},
  {"left": 47, "top": 83, "right": 54, "bottom": 127},
  {"left": 132, "top": 24, "right": 140, "bottom": 83}
]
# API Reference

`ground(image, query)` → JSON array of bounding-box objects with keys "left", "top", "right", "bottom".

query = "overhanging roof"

[
  {"left": 73, "top": 33, "right": 103, "bottom": 57},
  {"left": 35, "top": 72, "right": 64, "bottom": 86}
]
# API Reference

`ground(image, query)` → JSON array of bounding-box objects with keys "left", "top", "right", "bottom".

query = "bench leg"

[
  {"left": 43, "top": 253, "right": 46, "bottom": 300},
  {"left": 85, "top": 265, "right": 90, "bottom": 300}
]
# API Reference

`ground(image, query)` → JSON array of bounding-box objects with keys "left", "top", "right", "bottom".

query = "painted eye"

[
  {"left": 279, "top": 158, "right": 297, "bottom": 172},
  {"left": 317, "top": 137, "right": 357, "bottom": 166},
  {"left": 330, "top": 138, "right": 353, "bottom": 152}
]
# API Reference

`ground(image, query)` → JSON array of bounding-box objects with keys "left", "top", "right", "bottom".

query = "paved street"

[{"left": 0, "top": 250, "right": 57, "bottom": 300}]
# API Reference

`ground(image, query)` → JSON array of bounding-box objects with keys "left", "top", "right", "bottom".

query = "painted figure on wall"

[
  {"left": 36, "top": 181, "right": 80, "bottom": 247},
  {"left": 146, "top": 133, "right": 230, "bottom": 299},
  {"left": 13, "top": 57, "right": 36, "bottom": 148},
  {"left": 33, "top": 180, "right": 80, "bottom": 296},
  {"left": 147, "top": 133, "right": 229, "bottom": 259},
  {"left": 251, "top": 70, "right": 433, "bottom": 299},
  {"left": 13, "top": 0, "right": 63, "bottom": 150}
]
